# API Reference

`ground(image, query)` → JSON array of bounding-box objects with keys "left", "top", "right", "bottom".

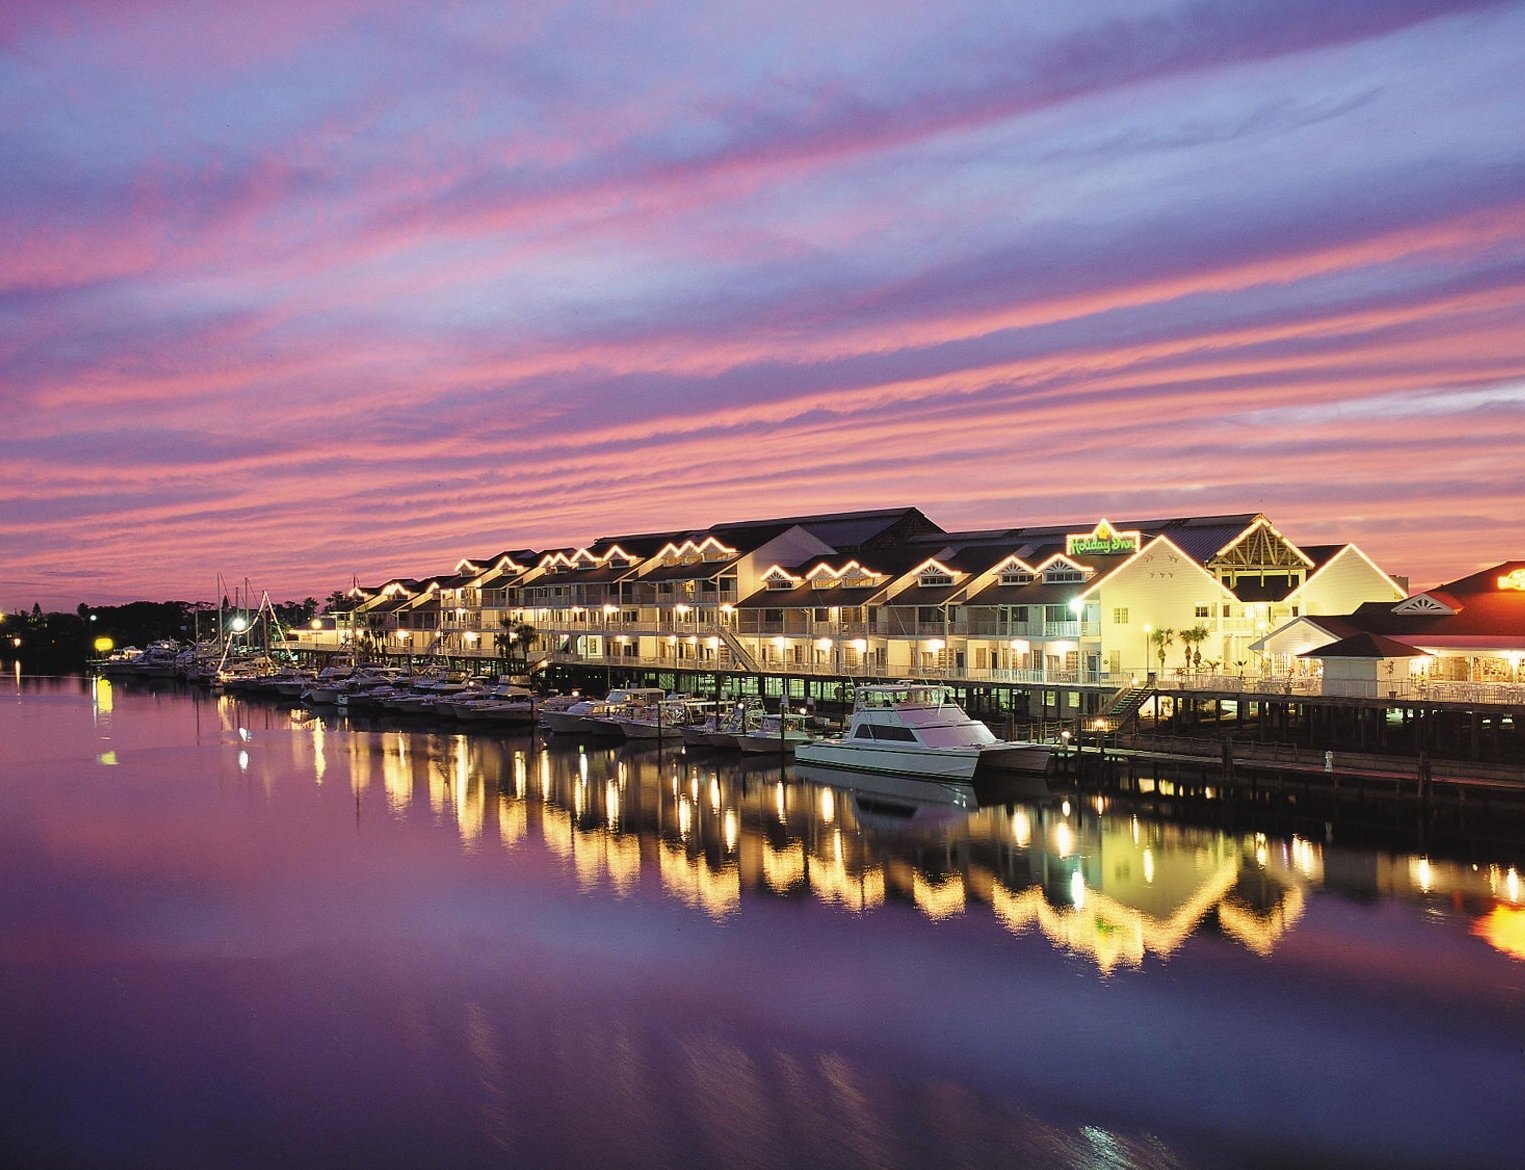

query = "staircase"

[
  {"left": 716, "top": 628, "right": 761, "bottom": 673},
  {"left": 1093, "top": 682, "right": 1154, "bottom": 732}
]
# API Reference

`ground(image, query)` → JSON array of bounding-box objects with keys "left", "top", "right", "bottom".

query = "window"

[
  {"left": 916, "top": 606, "right": 942, "bottom": 624},
  {"left": 854, "top": 724, "right": 916, "bottom": 741},
  {"left": 1112, "top": 607, "right": 1129, "bottom": 624},
  {"left": 919, "top": 572, "right": 953, "bottom": 587},
  {"left": 1194, "top": 605, "right": 1211, "bottom": 619},
  {"left": 999, "top": 569, "right": 1033, "bottom": 586}
]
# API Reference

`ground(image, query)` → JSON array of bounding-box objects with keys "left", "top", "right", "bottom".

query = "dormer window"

[
  {"left": 1044, "top": 566, "right": 1085, "bottom": 583},
  {"left": 919, "top": 572, "right": 954, "bottom": 588},
  {"left": 767, "top": 577, "right": 795, "bottom": 591},
  {"left": 999, "top": 569, "right": 1033, "bottom": 586}
]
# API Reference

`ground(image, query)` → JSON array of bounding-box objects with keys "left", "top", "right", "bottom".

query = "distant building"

[{"left": 1260, "top": 561, "right": 1525, "bottom": 700}]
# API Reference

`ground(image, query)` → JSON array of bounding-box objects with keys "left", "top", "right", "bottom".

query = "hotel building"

[{"left": 292, "top": 506, "right": 1419, "bottom": 699}]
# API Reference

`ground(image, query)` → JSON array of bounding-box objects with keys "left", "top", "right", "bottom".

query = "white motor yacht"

[{"left": 794, "top": 682, "right": 1050, "bottom": 781}]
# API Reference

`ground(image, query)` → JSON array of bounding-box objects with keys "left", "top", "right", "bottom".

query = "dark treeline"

[{"left": 1, "top": 595, "right": 329, "bottom": 666}]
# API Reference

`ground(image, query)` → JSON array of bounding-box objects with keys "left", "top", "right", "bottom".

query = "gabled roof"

[
  {"left": 1314, "top": 561, "right": 1525, "bottom": 640},
  {"left": 1298, "top": 545, "right": 1346, "bottom": 573},
  {"left": 639, "top": 559, "right": 736, "bottom": 584},
  {"left": 735, "top": 581, "right": 888, "bottom": 610},
  {"left": 473, "top": 564, "right": 533, "bottom": 589},
  {"left": 1301, "top": 633, "right": 1426, "bottom": 659},
  {"left": 712, "top": 507, "right": 942, "bottom": 552},
  {"left": 736, "top": 547, "right": 926, "bottom": 609},
  {"left": 584, "top": 533, "right": 677, "bottom": 559},
  {"left": 522, "top": 562, "right": 634, "bottom": 587},
  {"left": 457, "top": 549, "right": 537, "bottom": 574},
  {"left": 1230, "top": 579, "right": 1297, "bottom": 603},
  {"left": 366, "top": 596, "right": 413, "bottom": 614}
]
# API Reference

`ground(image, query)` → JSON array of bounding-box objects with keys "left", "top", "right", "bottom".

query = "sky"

[{"left": 3, "top": 0, "right": 1524, "bottom": 610}]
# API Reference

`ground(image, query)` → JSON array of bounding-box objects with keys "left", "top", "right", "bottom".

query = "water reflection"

[
  {"left": 6, "top": 678, "right": 1524, "bottom": 1169},
  {"left": 203, "top": 696, "right": 1525, "bottom": 970}
]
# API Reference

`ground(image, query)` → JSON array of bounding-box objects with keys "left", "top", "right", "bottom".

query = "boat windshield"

[{"left": 857, "top": 685, "right": 951, "bottom": 709}]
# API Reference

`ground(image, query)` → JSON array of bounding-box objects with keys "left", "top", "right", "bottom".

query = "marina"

[{"left": 2, "top": 671, "right": 1521, "bottom": 1168}]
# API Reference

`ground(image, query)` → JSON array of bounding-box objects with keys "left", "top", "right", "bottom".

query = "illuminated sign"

[
  {"left": 1499, "top": 569, "right": 1525, "bottom": 591},
  {"left": 1066, "top": 519, "right": 1141, "bottom": 557}
]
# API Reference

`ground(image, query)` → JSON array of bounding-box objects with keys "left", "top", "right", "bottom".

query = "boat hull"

[{"left": 793, "top": 739, "right": 1050, "bottom": 781}]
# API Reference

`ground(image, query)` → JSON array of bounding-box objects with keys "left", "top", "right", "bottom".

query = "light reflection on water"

[
  {"left": 259, "top": 697, "right": 1516, "bottom": 973},
  {"left": 2, "top": 675, "right": 1523, "bottom": 1169}
]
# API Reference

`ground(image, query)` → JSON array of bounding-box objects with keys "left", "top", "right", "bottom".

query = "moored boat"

[
  {"left": 734, "top": 710, "right": 820, "bottom": 756},
  {"left": 705, "top": 700, "right": 766, "bottom": 750},
  {"left": 794, "top": 682, "right": 1050, "bottom": 781},
  {"left": 541, "top": 687, "right": 667, "bottom": 735},
  {"left": 615, "top": 697, "right": 713, "bottom": 740}
]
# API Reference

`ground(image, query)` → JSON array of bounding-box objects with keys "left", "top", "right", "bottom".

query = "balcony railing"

[{"left": 283, "top": 630, "right": 1525, "bottom": 707}]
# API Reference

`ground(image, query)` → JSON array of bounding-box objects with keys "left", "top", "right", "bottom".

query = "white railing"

[{"left": 285, "top": 632, "right": 1525, "bottom": 706}]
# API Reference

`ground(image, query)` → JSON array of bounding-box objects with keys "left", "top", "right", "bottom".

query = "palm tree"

[
  {"left": 1150, "top": 627, "right": 1175, "bottom": 676},
  {"left": 1179, "top": 624, "right": 1210, "bottom": 674},
  {"left": 354, "top": 612, "right": 388, "bottom": 663},
  {"left": 495, "top": 618, "right": 537, "bottom": 672}
]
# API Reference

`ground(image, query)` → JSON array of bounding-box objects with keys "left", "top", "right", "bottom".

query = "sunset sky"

[{"left": 4, "top": 0, "right": 1524, "bottom": 610}]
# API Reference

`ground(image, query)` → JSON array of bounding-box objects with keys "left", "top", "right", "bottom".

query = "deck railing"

[{"left": 283, "top": 632, "right": 1525, "bottom": 707}]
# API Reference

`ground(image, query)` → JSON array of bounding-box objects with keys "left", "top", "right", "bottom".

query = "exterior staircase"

[
  {"left": 716, "top": 628, "right": 761, "bottom": 673},
  {"left": 1093, "top": 682, "right": 1154, "bottom": 732}
]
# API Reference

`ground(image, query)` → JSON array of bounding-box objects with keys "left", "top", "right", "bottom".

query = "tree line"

[{"left": 0, "top": 596, "right": 330, "bottom": 665}]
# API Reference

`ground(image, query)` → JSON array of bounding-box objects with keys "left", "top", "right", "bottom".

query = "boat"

[
  {"left": 735, "top": 710, "right": 820, "bottom": 756},
  {"left": 678, "top": 699, "right": 762, "bottom": 749},
  {"left": 541, "top": 688, "right": 667, "bottom": 735},
  {"left": 794, "top": 682, "right": 1051, "bottom": 781},
  {"left": 705, "top": 700, "right": 766, "bottom": 750},
  {"left": 449, "top": 678, "right": 538, "bottom": 724},
  {"left": 615, "top": 697, "right": 712, "bottom": 740},
  {"left": 299, "top": 664, "right": 358, "bottom": 705}
]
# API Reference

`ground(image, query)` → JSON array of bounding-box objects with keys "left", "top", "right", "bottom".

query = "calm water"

[{"left": 2, "top": 673, "right": 1522, "bottom": 1170}]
